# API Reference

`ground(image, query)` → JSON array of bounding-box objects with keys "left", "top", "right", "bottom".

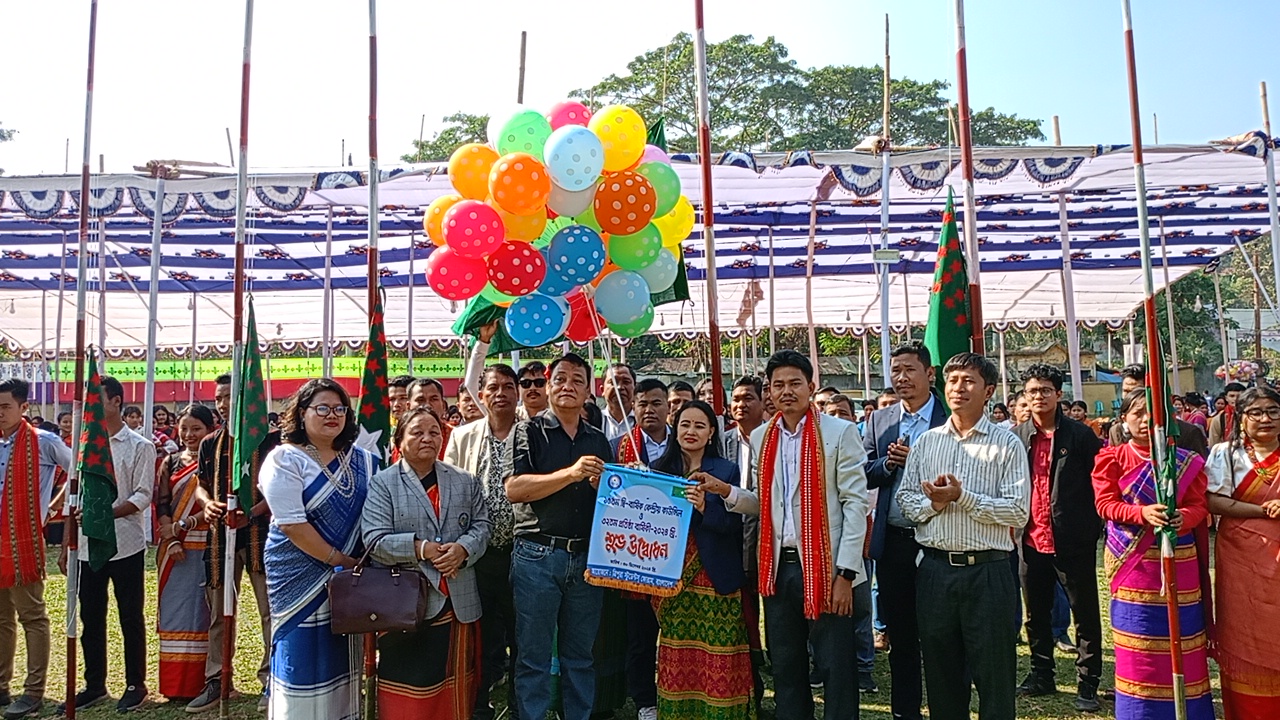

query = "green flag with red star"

[
  {"left": 232, "top": 298, "right": 269, "bottom": 513},
  {"left": 78, "top": 347, "right": 118, "bottom": 571},
  {"left": 924, "top": 188, "right": 974, "bottom": 395},
  {"left": 356, "top": 292, "right": 391, "bottom": 465}
]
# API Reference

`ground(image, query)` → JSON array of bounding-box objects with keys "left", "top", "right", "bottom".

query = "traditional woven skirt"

[
  {"left": 378, "top": 606, "right": 480, "bottom": 720},
  {"left": 156, "top": 544, "right": 209, "bottom": 699},
  {"left": 268, "top": 596, "right": 361, "bottom": 720},
  {"left": 652, "top": 546, "right": 755, "bottom": 720}
]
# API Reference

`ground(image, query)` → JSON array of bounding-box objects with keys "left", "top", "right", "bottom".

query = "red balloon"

[
  {"left": 565, "top": 289, "right": 605, "bottom": 342},
  {"left": 425, "top": 246, "right": 487, "bottom": 301},
  {"left": 547, "top": 100, "right": 593, "bottom": 130},
  {"left": 486, "top": 241, "right": 547, "bottom": 297},
  {"left": 442, "top": 200, "right": 505, "bottom": 259}
]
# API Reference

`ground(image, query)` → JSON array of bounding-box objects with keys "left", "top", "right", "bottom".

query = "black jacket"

[
  {"left": 1012, "top": 411, "right": 1103, "bottom": 556},
  {"left": 862, "top": 392, "right": 948, "bottom": 560}
]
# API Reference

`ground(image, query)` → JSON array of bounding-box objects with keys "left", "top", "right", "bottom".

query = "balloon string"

[{"left": 583, "top": 288, "right": 631, "bottom": 424}]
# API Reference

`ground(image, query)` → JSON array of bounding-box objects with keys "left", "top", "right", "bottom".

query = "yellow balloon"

[
  {"left": 448, "top": 143, "right": 500, "bottom": 200},
  {"left": 588, "top": 105, "right": 647, "bottom": 173},
  {"left": 653, "top": 195, "right": 695, "bottom": 248},
  {"left": 423, "top": 194, "right": 464, "bottom": 246},
  {"left": 492, "top": 200, "right": 547, "bottom": 241}
]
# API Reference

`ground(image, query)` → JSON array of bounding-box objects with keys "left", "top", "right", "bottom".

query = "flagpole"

[
  {"left": 65, "top": 2, "right": 100, "bottom": 716},
  {"left": 323, "top": 207, "right": 335, "bottom": 377},
  {"left": 693, "top": 0, "right": 724, "bottom": 415},
  {"left": 879, "top": 13, "right": 893, "bottom": 385},
  {"left": 1261, "top": 82, "right": 1280, "bottom": 308},
  {"left": 1121, "top": 3, "right": 1186, "bottom": 718},
  {"left": 143, "top": 171, "right": 166, "bottom": 438},
  {"left": 224, "top": 1, "right": 254, "bottom": 715},
  {"left": 363, "top": 2, "right": 380, "bottom": 715},
  {"left": 953, "top": 0, "right": 985, "bottom": 354}
]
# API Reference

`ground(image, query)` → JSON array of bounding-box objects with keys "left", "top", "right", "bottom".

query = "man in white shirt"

[
  {"left": 896, "top": 353, "right": 1030, "bottom": 720},
  {"left": 59, "top": 375, "right": 155, "bottom": 713},
  {"left": 601, "top": 364, "right": 635, "bottom": 442}
]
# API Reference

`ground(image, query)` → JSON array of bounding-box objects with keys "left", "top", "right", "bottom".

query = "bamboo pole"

[
  {"left": 953, "top": 0, "right": 984, "bottom": 353},
  {"left": 692, "top": 0, "right": 724, "bottom": 414},
  {"left": 1121, "top": 3, "right": 1185, "bottom": 717},
  {"left": 64, "top": 2, "right": 99, "bottom": 716}
]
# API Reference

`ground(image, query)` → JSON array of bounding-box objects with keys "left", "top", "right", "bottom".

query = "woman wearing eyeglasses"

[
  {"left": 258, "top": 378, "right": 378, "bottom": 719},
  {"left": 1205, "top": 387, "right": 1280, "bottom": 718}
]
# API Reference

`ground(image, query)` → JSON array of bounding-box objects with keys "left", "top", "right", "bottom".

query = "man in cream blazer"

[{"left": 711, "top": 350, "right": 869, "bottom": 720}]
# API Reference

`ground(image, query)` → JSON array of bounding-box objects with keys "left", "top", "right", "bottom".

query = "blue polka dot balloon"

[
  {"left": 594, "top": 269, "right": 651, "bottom": 325},
  {"left": 504, "top": 293, "right": 569, "bottom": 348},
  {"left": 538, "top": 224, "right": 607, "bottom": 297}
]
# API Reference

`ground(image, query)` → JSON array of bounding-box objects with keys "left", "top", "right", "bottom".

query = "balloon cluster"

[{"left": 423, "top": 102, "right": 693, "bottom": 347}]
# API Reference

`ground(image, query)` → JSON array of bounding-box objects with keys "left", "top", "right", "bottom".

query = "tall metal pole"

[
  {"left": 54, "top": 232, "right": 67, "bottom": 414},
  {"left": 805, "top": 201, "right": 821, "bottom": 385},
  {"left": 767, "top": 226, "right": 776, "bottom": 356},
  {"left": 953, "top": 0, "right": 984, "bottom": 353},
  {"left": 693, "top": 0, "right": 724, "bottom": 415},
  {"left": 1212, "top": 267, "right": 1230, "bottom": 367},
  {"left": 998, "top": 328, "right": 1009, "bottom": 403},
  {"left": 223, "top": 1, "right": 254, "bottom": 715},
  {"left": 878, "top": 14, "right": 893, "bottom": 385},
  {"left": 363, "top": 3, "right": 381, "bottom": 714},
  {"left": 407, "top": 229, "right": 416, "bottom": 376},
  {"left": 1263, "top": 82, "right": 1280, "bottom": 305},
  {"left": 96, "top": 219, "right": 106, "bottom": 365},
  {"left": 517, "top": 30, "right": 528, "bottom": 104},
  {"left": 1121, "top": 3, "right": 1185, "bottom": 718},
  {"left": 322, "top": 207, "right": 334, "bottom": 377},
  {"left": 190, "top": 295, "right": 198, "bottom": 406},
  {"left": 143, "top": 175, "right": 166, "bottom": 437},
  {"left": 1053, "top": 117, "right": 1085, "bottom": 399},
  {"left": 64, "top": 2, "right": 99, "bottom": 716}
]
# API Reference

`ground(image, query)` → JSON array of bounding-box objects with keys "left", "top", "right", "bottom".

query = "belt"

[
  {"left": 886, "top": 525, "right": 916, "bottom": 538},
  {"left": 780, "top": 547, "right": 801, "bottom": 564},
  {"left": 523, "top": 532, "right": 587, "bottom": 554},
  {"left": 923, "top": 547, "right": 1009, "bottom": 568}
]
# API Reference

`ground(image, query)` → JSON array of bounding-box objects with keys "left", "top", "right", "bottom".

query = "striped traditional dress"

[{"left": 156, "top": 459, "right": 211, "bottom": 699}]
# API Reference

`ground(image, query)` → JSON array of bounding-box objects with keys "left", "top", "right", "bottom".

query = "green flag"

[
  {"left": 233, "top": 299, "right": 269, "bottom": 513},
  {"left": 1146, "top": 336, "right": 1182, "bottom": 546},
  {"left": 924, "top": 188, "right": 974, "bottom": 393},
  {"left": 78, "top": 347, "right": 118, "bottom": 571},
  {"left": 356, "top": 293, "right": 392, "bottom": 465}
]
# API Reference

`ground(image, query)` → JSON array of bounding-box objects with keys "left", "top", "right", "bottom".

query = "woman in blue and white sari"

[{"left": 259, "top": 378, "right": 377, "bottom": 720}]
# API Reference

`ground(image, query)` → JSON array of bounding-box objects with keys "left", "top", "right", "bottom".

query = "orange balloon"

[
  {"left": 593, "top": 171, "right": 656, "bottom": 236},
  {"left": 448, "top": 143, "right": 500, "bottom": 200},
  {"left": 423, "top": 194, "right": 464, "bottom": 246},
  {"left": 492, "top": 199, "right": 548, "bottom": 241},
  {"left": 489, "top": 152, "right": 552, "bottom": 216}
]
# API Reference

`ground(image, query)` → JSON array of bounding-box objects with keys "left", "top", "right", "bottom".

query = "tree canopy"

[{"left": 404, "top": 34, "right": 1043, "bottom": 162}]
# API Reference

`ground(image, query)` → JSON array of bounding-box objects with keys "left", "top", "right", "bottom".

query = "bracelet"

[
  {"left": 176, "top": 518, "right": 187, "bottom": 532},
  {"left": 325, "top": 546, "right": 337, "bottom": 566}
]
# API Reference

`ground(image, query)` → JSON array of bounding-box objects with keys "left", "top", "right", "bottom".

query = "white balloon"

[
  {"left": 635, "top": 248, "right": 679, "bottom": 294},
  {"left": 547, "top": 183, "right": 597, "bottom": 217}
]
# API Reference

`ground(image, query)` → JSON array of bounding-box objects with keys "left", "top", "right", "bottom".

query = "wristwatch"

[{"left": 836, "top": 567, "right": 857, "bottom": 582}]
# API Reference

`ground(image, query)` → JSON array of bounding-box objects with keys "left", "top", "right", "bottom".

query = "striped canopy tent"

[{"left": 0, "top": 131, "right": 1275, "bottom": 358}]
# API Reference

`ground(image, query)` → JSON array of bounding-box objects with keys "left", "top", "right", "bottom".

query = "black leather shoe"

[
  {"left": 55, "top": 687, "right": 109, "bottom": 715},
  {"left": 1075, "top": 682, "right": 1101, "bottom": 712},
  {"left": 2, "top": 695, "right": 43, "bottom": 719},
  {"left": 1017, "top": 672, "right": 1057, "bottom": 697}
]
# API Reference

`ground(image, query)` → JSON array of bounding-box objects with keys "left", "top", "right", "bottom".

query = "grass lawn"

[{"left": 21, "top": 548, "right": 1224, "bottom": 719}]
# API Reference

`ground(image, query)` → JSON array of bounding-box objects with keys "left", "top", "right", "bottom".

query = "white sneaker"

[{"left": 638, "top": 707, "right": 658, "bottom": 720}]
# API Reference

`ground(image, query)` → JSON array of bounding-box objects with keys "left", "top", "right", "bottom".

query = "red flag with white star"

[
  {"left": 78, "top": 347, "right": 119, "bottom": 570},
  {"left": 356, "top": 292, "right": 391, "bottom": 465},
  {"left": 924, "top": 188, "right": 973, "bottom": 393}
]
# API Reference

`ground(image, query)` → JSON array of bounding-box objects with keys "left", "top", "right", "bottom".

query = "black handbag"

[{"left": 326, "top": 533, "right": 430, "bottom": 635}]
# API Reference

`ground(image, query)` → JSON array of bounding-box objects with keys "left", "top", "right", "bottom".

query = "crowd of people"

[{"left": 0, "top": 340, "right": 1276, "bottom": 720}]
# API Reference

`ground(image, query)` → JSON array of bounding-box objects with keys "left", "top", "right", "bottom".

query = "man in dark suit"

[
  {"left": 1110, "top": 364, "right": 1208, "bottom": 457},
  {"left": 1011, "top": 365, "right": 1104, "bottom": 712},
  {"left": 863, "top": 343, "right": 947, "bottom": 720}
]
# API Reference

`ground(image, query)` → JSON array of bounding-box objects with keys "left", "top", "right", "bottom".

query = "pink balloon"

[
  {"left": 487, "top": 240, "right": 547, "bottom": 297},
  {"left": 442, "top": 200, "right": 505, "bottom": 259},
  {"left": 547, "top": 101, "right": 593, "bottom": 131},
  {"left": 640, "top": 144, "right": 671, "bottom": 165},
  {"left": 425, "top": 246, "right": 487, "bottom": 301}
]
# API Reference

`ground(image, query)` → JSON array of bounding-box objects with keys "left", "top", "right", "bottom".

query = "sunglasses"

[
  {"left": 519, "top": 378, "right": 547, "bottom": 389},
  {"left": 308, "top": 404, "right": 349, "bottom": 418}
]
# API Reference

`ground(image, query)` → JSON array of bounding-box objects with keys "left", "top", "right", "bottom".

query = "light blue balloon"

[
  {"left": 636, "top": 247, "right": 679, "bottom": 294},
  {"left": 544, "top": 125, "right": 605, "bottom": 192},
  {"left": 504, "top": 293, "right": 568, "bottom": 348},
  {"left": 594, "top": 270, "right": 651, "bottom": 325},
  {"left": 538, "top": 224, "right": 607, "bottom": 297}
]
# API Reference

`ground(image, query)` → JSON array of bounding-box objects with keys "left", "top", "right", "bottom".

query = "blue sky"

[{"left": 0, "top": 0, "right": 1276, "bottom": 175}]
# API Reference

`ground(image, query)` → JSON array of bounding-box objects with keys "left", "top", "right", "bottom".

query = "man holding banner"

[
  {"left": 715, "top": 350, "right": 871, "bottom": 720},
  {"left": 505, "top": 353, "right": 614, "bottom": 720}
]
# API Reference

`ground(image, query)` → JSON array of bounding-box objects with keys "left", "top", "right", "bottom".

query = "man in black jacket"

[
  {"left": 863, "top": 343, "right": 947, "bottom": 720},
  {"left": 1012, "top": 365, "right": 1104, "bottom": 712}
]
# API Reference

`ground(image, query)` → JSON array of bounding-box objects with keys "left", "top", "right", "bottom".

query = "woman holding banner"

[
  {"left": 1205, "top": 387, "right": 1280, "bottom": 718},
  {"left": 652, "top": 400, "right": 755, "bottom": 720},
  {"left": 153, "top": 404, "right": 216, "bottom": 701},
  {"left": 259, "top": 378, "right": 374, "bottom": 719},
  {"left": 1091, "top": 389, "right": 1214, "bottom": 720}
]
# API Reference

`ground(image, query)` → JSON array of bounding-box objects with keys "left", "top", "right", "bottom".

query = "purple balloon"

[{"left": 640, "top": 144, "right": 671, "bottom": 165}]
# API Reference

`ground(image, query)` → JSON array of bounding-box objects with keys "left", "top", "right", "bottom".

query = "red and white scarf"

[
  {"left": 615, "top": 424, "right": 648, "bottom": 466},
  {"left": 757, "top": 406, "right": 832, "bottom": 620},
  {"left": 0, "top": 423, "right": 46, "bottom": 589}
]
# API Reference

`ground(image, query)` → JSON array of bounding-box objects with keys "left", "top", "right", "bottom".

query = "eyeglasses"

[
  {"left": 1024, "top": 387, "right": 1059, "bottom": 397},
  {"left": 308, "top": 404, "right": 349, "bottom": 418},
  {"left": 519, "top": 378, "right": 547, "bottom": 389},
  {"left": 1243, "top": 407, "right": 1280, "bottom": 420}
]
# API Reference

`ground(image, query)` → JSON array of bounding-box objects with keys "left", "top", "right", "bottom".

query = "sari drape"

[
  {"left": 1212, "top": 448, "right": 1280, "bottom": 719},
  {"left": 156, "top": 461, "right": 209, "bottom": 700}
]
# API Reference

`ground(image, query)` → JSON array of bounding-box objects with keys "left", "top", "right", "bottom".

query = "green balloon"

[
  {"left": 496, "top": 109, "right": 552, "bottom": 163},
  {"left": 573, "top": 203, "right": 603, "bottom": 233},
  {"left": 608, "top": 224, "right": 662, "bottom": 271},
  {"left": 635, "top": 161, "right": 682, "bottom": 217},
  {"left": 479, "top": 282, "right": 517, "bottom": 306},
  {"left": 536, "top": 216, "right": 573, "bottom": 249},
  {"left": 608, "top": 304, "right": 654, "bottom": 338}
]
